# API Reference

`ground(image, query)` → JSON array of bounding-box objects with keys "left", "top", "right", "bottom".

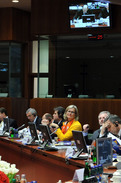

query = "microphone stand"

[{"left": 27, "top": 136, "right": 36, "bottom": 145}]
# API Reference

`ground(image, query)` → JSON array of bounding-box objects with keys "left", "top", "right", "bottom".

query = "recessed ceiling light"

[{"left": 12, "top": 0, "right": 19, "bottom": 3}]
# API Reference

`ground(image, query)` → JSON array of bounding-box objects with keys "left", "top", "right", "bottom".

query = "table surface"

[
  {"left": 0, "top": 137, "right": 86, "bottom": 182},
  {"left": 0, "top": 137, "right": 117, "bottom": 183}
]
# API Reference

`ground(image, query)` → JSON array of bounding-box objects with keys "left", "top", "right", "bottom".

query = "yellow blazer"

[{"left": 56, "top": 120, "right": 82, "bottom": 141}]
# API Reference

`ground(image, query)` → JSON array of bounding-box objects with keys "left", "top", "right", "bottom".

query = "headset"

[
  {"left": 58, "top": 111, "right": 63, "bottom": 118},
  {"left": 113, "top": 121, "right": 119, "bottom": 127}
]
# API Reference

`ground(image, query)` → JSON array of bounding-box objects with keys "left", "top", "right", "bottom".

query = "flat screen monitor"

[
  {"left": 28, "top": 122, "right": 39, "bottom": 141},
  {"left": 3, "top": 118, "right": 10, "bottom": 132},
  {"left": 69, "top": 1, "right": 111, "bottom": 29},
  {"left": 72, "top": 130, "right": 88, "bottom": 156},
  {"left": 96, "top": 137, "right": 113, "bottom": 167},
  {"left": 39, "top": 124, "right": 52, "bottom": 144}
]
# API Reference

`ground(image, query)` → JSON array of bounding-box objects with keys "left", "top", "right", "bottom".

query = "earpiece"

[
  {"left": 114, "top": 122, "right": 118, "bottom": 127},
  {"left": 58, "top": 112, "right": 62, "bottom": 118}
]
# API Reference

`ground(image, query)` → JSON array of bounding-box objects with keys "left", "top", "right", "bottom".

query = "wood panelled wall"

[
  {"left": 30, "top": 98, "right": 121, "bottom": 131},
  {"left": 0, "top": 8, "right": 30, "bottom": 41},
  {"left": 0, "top": 97, "right": 28, "bottom": 127},
  {"left": 31, "top": 0, "right": 121, "bottom": 37},
  {"left": 1, "top": 97, "right": 121, "bottom": 131}
]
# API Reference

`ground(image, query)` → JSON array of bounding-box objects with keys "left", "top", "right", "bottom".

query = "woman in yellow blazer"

[{"left": 50, "top": 105, "right": 82, "bottom": 141}]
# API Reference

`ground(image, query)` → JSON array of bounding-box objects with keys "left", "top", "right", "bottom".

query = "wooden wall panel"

[
  {"left": 0, "top": 97, "right": 29, "bottom": 127},
  {"left": 0, "top": 8, "right": 30, "bottom": 41},
  {"left": 0, "top": 8, "right": 12, "bottom": 40},
  {"left": 11, "top": 98, "right": 29, "bottom": 127},
  {"left": 0, "top": 97, "right": 12, "bottom": 116},
  {"left": 30, "top": 98, "right": 71, "bottom": 118},
  {"left": 31, "top": 0, "right": 68, "bottom": 36},
  {"left": 0, "top": 97, "right": 121, "bottom": 132},
  {"left": 12, "top": 8, "right": 30, "bottom": 42},
  {"left": 30, "top": 98, "right": 121, "bottom": 132}
]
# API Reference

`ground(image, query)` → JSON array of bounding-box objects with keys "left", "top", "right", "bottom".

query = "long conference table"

[{"left": 0, "top": 137, "right": 86, "bottom": 183}]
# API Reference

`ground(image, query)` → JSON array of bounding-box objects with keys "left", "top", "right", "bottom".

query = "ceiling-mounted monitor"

[{"left": 69, "top": 1, "right": 111, "bottom": 29}]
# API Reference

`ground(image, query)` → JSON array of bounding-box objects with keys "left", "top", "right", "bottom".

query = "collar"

[
  {"left": 118, "top": 129, "right": 121, "bottom": 137},
  {"left": 33, "top": 116, "right": 37, "bottom": 123}
]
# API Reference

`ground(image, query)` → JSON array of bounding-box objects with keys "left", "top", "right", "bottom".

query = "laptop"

[
  {"left": 72, "top": 130, "right": 88, "bottom": 159},
  {"left": 26, "top": 122, "right": 40, "bottom": 145}
]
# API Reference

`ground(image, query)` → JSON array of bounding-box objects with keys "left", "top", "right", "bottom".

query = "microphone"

[
  {"left": 50, "top": 129, "right": 57, "bottom": 136},
  {"left": 17, "top": 124, "right": 25, "bottom": 131},
  {"left": 51, "top": 120, "right": 62, "bottom": 128}
]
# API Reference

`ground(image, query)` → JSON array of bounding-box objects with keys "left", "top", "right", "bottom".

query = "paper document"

[{"left": 108, "top": 133, "right": 121, "bottom": 145}]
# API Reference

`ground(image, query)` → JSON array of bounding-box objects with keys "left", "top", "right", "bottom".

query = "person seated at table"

[
  {"left": 0, "top": 107, "right": 18, "bottom": 131},
  {"left": 19, "top": 108, "right": 42, "bottom": 138},
  {"left": 52, "top": 106, "right": 65, "bottom": 129},
  {"left": 83, "top": 111, "right": 110, "bottom": 145},
  {"left": 101, "top": 114, "right": 121, "bottom": 139},
  {"left": 50, "top": 105, "right": 82, "bottom": 141},
  {"left": 26, "top": 108, "right": 41, "bottom": 132},
  {"left": 41, "top": 113, "right": 52, "bottom": 126},
  {"left": 82, "top": 124, "right": 92, "bottom": 145},
  {"left": 100, "top": 114, "right": 121, "bottom": 155},
  {"left": 41, "top": 112, "right": 57, "bottom": 139}
]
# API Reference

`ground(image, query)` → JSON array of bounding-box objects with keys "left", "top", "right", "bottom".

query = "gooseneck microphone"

[
  {"left": 50, "top": 129, "right": 58, "bottom": 136},
  {"left": 17, "top": 124, "right": 25, "bottom": 131}
]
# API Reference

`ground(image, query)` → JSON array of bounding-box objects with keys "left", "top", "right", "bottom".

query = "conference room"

[{"left": 0, "top": 0, "right": 121, "bottom": 182}]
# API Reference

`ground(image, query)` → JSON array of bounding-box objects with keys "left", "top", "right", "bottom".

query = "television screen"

[
  {"left": 96, "top": 137, "right": 113, "bottom": 167},
  {"left": 69, "top": 1, "right": 111, "bottom": 28}
]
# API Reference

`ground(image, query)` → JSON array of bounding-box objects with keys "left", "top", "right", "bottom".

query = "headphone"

[
  {"left": 58, "top": 112, "right": 63, "bottom": 118},
  {"left": 113, "top": 122, "right": 119, "bottom": 127}
]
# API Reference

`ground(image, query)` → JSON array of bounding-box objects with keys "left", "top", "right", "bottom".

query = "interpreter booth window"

[
  {"left": 9, "top": 43, "right": 22, "bottom": 97},
  {"left": 0, "top": 42, "right": 22, "bottom": 98},
  {"left": 32, "top": 40, "right": 49, "bottom": 98}
]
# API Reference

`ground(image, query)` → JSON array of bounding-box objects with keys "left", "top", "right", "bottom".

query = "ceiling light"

[{"left": 12, "top": 0, "right": 19, "bottom": 3}]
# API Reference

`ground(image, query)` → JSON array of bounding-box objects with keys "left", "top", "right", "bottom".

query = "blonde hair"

[{"left": 63, "top": 105, "right": 79, "bottom": 121}]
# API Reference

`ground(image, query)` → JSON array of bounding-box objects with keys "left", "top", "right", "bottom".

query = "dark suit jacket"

[
  {"left": 53, "top": 119, "right": 65, "bottom": 129},
  {"left": 35, "top": 116, "right": 42, "bottom": 131},
  {"left": 91, "top": 129, "right": 101, "bottom": 141},
  {"left": 3, "top": 118, "right": 18, "bottom": 132},
  {"left": 84, "top": 128, "right": 108, "bottom": 145}
]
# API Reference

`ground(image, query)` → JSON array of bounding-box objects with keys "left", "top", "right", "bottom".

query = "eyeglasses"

[{"left": 67, "top": 110, "right": 75, "bottom": 114}]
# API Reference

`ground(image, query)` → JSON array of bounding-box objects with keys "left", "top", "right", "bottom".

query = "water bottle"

[
  {"left": 16, "top": 174, "right": 20, "bottom": 183},
  {"left": 84, "top": 161, "right": 90, "bottom": 179},
  {"left": 20, "top": 174, "right": 27, "bottom": 183},
  {"left": 92, "top": 146, "right": 97, "bottom": 163}
]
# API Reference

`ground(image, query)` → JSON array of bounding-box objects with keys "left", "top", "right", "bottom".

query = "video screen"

[
  {"left": 96, "top": 137, "right": 113, "bottom": 167},
  {"left": 69, "top": 1, "right": 111, "bottom": 28}
]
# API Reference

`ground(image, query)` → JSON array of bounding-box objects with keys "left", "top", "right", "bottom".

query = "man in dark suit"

[
  {"left": 26, "top": 108, "right": 41, "bottom": 132},
  {"left": 0, "top": 107, "right": 18, "bottom": 131},
  {"left": 101, "top": 114, "right": 121, "bottom": 155},
  {"left": 101, "top": 114, "right": 121, "bottom": 138},
  {"left": 52, "top": 106, "right": 65, "bottom": 129}
]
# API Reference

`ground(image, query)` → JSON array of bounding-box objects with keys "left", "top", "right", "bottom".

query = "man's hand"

[
  {"left": 83, "top": 124, "right": 89, "bottom": 133},
  {"left": 50, "top": 122, "right": 59, "bottom": 129},
  {"left": 100, "top": 121, "right": 110, "bottom": 135}
]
